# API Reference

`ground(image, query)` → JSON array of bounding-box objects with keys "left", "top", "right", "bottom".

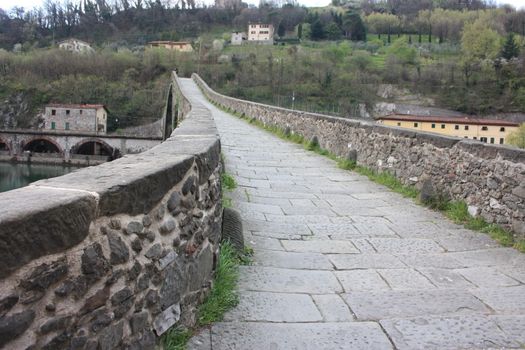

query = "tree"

[
  {"left": 501, "top": 32, "right": 520, "bottom": 60},
  {"left": 310, "top": 20, "right": 325, "bottom": 40},
  {"left": 507, "top": 123, "right": 525, "bottom": 149},
  {"left": 325, "top": 21, "right": 342, "bottom": 40},
  {"left": 461, "top": 19, "right": 502, "bottom": 61},
  {"left": 342, "top": 11, "right": 366, "bottom": 41},
  {"left": 365, "top": 12, "right": 400, "bottom": 38},
  {"left": 277, "top": 22, "right": 285, "bottom": 37}
]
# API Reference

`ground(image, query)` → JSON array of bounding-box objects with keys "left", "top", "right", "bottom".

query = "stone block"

[
  {"left": 0, "top": 187, "right": 96, "bottom": 278},
  {"left": 153, "top": 303, "right": 181, "bottom": 336},
  {"left": 0, "top": 310, "right": 35, "bottom": 347}
]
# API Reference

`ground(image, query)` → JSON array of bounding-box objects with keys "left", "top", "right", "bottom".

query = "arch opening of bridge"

[
  {"left": 0, "top": 138, "right": 9, "bottom": 152},
  {"left": 71, "top": 139, "right": 120, "bottom": 159},
  {"left": 23, "top": 138, "right": 61, "bottom": 154}
]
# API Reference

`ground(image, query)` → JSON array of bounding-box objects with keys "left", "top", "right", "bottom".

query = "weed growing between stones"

[
  {"left": 221, "top": 173, "right": 236, "bottom": 191},
  {"left": 162, "top": 242, "right": 247, "bottom": 349},
  {"left": 205, "top": 91, "right": 525, "bottom": 254}
]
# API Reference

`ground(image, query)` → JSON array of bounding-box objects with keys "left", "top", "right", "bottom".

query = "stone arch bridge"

[{"left": 0, "top": 129, "right": 162, "bottom": 164}]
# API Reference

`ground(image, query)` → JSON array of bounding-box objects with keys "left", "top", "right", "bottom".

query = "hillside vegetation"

[{"left": 1, "top": 0, "right": 524, "bottom": 131}]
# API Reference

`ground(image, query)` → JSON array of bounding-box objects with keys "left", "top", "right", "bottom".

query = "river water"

[{"left": 0, "top": 163, "right": 82, "bottom": 193}]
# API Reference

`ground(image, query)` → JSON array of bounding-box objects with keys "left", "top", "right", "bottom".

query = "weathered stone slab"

[
  {"left": 210, "top": 322, "right": 393, "bottom": 350},
  {"left": 344, "top": 289, "right": 489, "bottom": 320},
  {"left": 396, "top": 254, "right": 465, "bottom": 269},
  {"left": 449, "top": 248, "right": 525, "bottom": 267},
  {"left": 456, "top": 267, "right": 520, "bottom": 288},
  {"left": 471, "top": 285, "right": 525, "bottom": 313},
  {"left": 187, "top": 329, "right": 212, "bottom": 350},
  {"left": 244, "top": 219, "right": 310, "bottom": 235},
  {"left": 234, "top": 201, "right": 283, "bottom": 215},
  {"left": 311, "top": 294, "right": 354, "bottom": 322},
  {"left": 328, "top": 254, "right": 405, "bottom": 270},
  {"left": 224, "top": 291, "right": 322, "bottom": 322},
  {"left": 281, "top": 240, "right": 359, "bottom": 254},
  {"left": 253, "top": 250, "right": 333, "bottom": 270},
  {"left": 381, "top": 315, "right": 519, "bottom": 350},
  {"left": 368, "top": 238, "right": 444, "bottom": 254},
  {"left": 378, "top": 269, "right": 435, "bottom": 290},
  {"left": 238, "top": 266, "right": 342, "bottom": 294},
  {"left": 244, "top": 234, "right": 284, "bottom": 251},
  {"left": 153, "top": 303, "right": 181, "bottom": 336},
  {"left": 335, "top": 270, "right": 390, "bottom": 292},
  {"left": 308, "top": 223, "right": 363, "bottom": 237},
  {"left": 492, "top": 315, "right": 525, "bottom": 345},
  {"left": 417, "top": 268, "right": 475, "bottom": 289},
  {"left": 34, "top": 153, "right": 195, "bottom": 216},
  {"left": 0, "top": 187, "right": 96, "bottom": 279}
]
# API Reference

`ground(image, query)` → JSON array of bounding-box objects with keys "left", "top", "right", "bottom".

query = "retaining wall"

[
  {"left": 0, "top": 72, "right": 222, "bottom": 349},
  {"left": 193, "top": 74, "right": 525, "bottom": 237}
]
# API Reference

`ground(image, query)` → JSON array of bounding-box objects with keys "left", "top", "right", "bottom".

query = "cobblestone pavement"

[{"left": 182, "top": 79, "right": 525, "bottom": 350}]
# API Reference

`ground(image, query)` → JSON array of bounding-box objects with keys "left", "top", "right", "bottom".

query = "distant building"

[
  {"left": 58, "top": 38, "right": 94, "bottom": 53},
  {"left": 215, "top": 0, "right": 243, "bottom": 8},
  {"left": 378, "top": 114, "right": 520, "bottom": 145},
  {"left": 44, "top": 104, "right": 108, "bottom": 134},
  {"left": 147, "top": 41, "right": 193, "bottom": 52},
  {"left": 231, "top": 32, "right": 247, "bottom": 45},
  {"left": 248, "top": 24, "right": 274, "bottom": 44}
]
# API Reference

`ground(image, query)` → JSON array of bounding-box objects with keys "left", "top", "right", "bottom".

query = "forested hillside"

[{"left": 0, "top": 0, "right": 524, "bottom": 132}]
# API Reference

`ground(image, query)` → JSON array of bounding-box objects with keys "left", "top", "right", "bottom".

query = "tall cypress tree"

[{"left": 501, "top": 33, "right": 520, "bottom": 60}]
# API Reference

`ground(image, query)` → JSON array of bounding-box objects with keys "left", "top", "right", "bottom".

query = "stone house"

[
  {"left": 58, "top": 38, "right": 94, "bottom": 53},
  {"left": 247, "top": 24, "right": 274, "bottom": 44},
  {"left": 44, "top": 104, "right": 108, "bottom": 134},
  {"left": 231, "top": 32, "right": 247, "bottom": 45},
  {"left": 379, "top": 114, "right": 520, "bottom": 145},
  {"left": 147, "top": 41, "right": 193, "bottom": 52}
]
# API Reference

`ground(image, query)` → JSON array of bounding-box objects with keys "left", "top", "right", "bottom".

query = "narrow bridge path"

[{"left": 181, "top": 79, "right": 525, "bottom": 350}]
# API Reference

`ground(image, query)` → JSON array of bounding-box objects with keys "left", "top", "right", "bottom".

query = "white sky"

[{"left": 0, "top": 0, "right": 523, "bottom": 12}]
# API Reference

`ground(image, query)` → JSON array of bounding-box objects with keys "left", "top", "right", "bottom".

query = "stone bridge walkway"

[{"left": 181, "top": 79, "right": 525, "bottom": 350}]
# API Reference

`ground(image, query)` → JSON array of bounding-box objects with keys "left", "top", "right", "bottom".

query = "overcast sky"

[{"left": 0, "top": 0, "right": 523, "bottom": 12}]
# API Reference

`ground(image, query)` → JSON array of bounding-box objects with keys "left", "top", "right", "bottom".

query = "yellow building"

[
  {"left": 379, "top": 114, "right": 519, "bottom": 145},
  {"left": 147, "top": 41, "right": 193, "bottom": 52}
]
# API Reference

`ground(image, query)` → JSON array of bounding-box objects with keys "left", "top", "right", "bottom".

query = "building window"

[
  {"left": 480, "top": 137, "right": 487, "bottom": 143},
  {"left": 441, "top": 124, "right": 445, "bottom": 129},
  {"left": 481, "top": 126, "right": 488, "bottom": 131},
  {"left": 51, "top": 122, "right": 56, "bottom": 130},
  {"left": 490, "top": 137, "right": 495, "bottom": 144},
  {"left": 397, "top": 122, "right": 401, "bottom": 126},
  {"left": 455, "top": 125, "right": 459, "bottom": 130},
  {"left": 431, "top": 124, "right": 435, "bottom": 128},
  {"left": 414, "top": 123, "right": 418, "bottom": 127},
  {"left": 473, "top": 137, "right": 477, "bottom": 140},
  {"left": 464, "top": 136, "right": 468, "bottom": 138},
  {"left": 65, "top": 122, "right": 70, "bottom": 130},
  {"left": 500, "top": 138, "right": 504, "bottom": 144},
  {"left": 51, "top": 109, "right": 56, "bottom": 116},
  {"left": 66, "top": 110, "right": 70, "bottom": 116},
  {"left": 464, "top": 125, "right": 469, "bottom": 130},
  {"left": 500, "top": 127, "right": 505, "bottom": 132}
]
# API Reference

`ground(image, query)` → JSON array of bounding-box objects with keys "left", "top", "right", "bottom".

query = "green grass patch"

[
  {"left": 197, "top": 242, "right": 240, "bottom": 326},
  {"left": 162, "top": 242, "right": 243, "bottom": 349},
  {"left": 162, "top": 328, "right": 193, "bottom": 350},
  {"left": 221, "top": 172, "right": 236, "bottom": 190},
  {"left": 354, "top": 166, "right": 418, "bottom": 199}
]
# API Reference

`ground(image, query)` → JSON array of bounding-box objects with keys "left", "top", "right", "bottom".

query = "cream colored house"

[
  {"left": 58, "top": 38, "right": 94, "bottom": 53},
  {"left": 147, "top": 41, "right": 193, "bottom": 52},
  {"left": 44, "top": 104, "right": 108, "bottom": 134},
  {"left": 379, "top": 114, "right": 519, "bottom": 145},
  {"left": 248, "top": 24, "right": 274, "bottom": 44}
]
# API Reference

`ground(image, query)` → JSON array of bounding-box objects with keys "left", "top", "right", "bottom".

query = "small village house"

[
  {"left": 58, "top": 38, "right": 94, "bottom": 53},
  {"left": 379, "top": 114, "right": 519, "bottom": 145},
  {"left": 231, "top": 32, "right": 246, "bottom": 45},
  {"left": 247, "top": 23, "right": 274, "bottom": 44},
  {"left": 44, "top": 104, "right": 108, "bottom": 134},
  {"left": 147, "top": 41, "right": 193, "bottom": 52}
]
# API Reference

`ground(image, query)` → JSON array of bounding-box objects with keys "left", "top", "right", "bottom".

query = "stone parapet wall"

[
  {"left": 193, "top": 73, "right": 525, "bottom": 237},
  {"left": 0, "top": 72, "right": 221, "bottom": 349}
]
